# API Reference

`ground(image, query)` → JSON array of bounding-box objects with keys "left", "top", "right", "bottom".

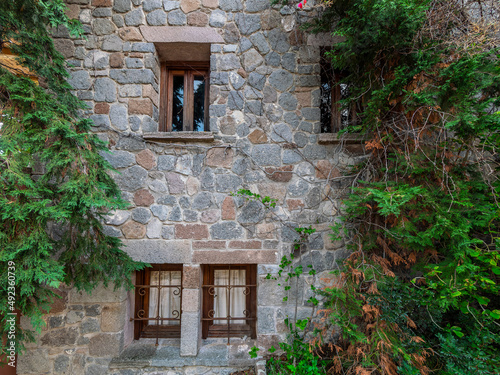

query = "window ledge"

[
  {"left": 143, "top": 132, "right": 215, "bottom": 143},
  {"left": 318, "top": 133, "right": 366, "bottom": 145}
]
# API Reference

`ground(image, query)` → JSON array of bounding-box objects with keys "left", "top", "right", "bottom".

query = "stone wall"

[{"left": 18, "top": 0, "right": 366, "bottom": 373}]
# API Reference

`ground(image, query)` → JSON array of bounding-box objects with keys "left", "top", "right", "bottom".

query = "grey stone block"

[
  {"left": 268, "top": 28, "right": 290, "bottom": 53},
  {"left": 112, "top": 14, "right": 124, "bottom": 27},
  {"left": 238, "top": 200, "right": 265, "bottom": 224},
  {"left": 109, "top": 104, "right": 128, "bottom": 131},
  {"left": 200, "top": 168, "right": 215, "bottom": 190},
  {"left": 164, "top": 0, "right": 180, "bottom": 10},
  {"left": 302, "top": 144, "right": 326, "bottom": 160},
  {"left": 220, "top": 54, "right": 240, "bottom": 70},
  {"left": 209, "top": 10, "right": 226, "bottom": 27},
  {"left": 183, "top": 209, "right": 198, "bottom": 222},
  {"left": 113, "top": 0, "right": 132, "bottom": 12},
  {"left": 228, "top": 91, "right": 244, "bottom": 110},
  {"left": 265, "top": 51, "right": 280, "bottom": 67},
  {"left": 257, "top": 307, "right": 276, "bottom": 333},
  {"left": 102, "top": 225, "right": 122, "bottom": 237},
  {"left": 157, "top": 195, "right": 177, "bottom": 205},
  {"left": 271, "top": 123, "right": 293, "bottom": 143},
  {"left": 41, "top": 327, "right": 79, "bottom": 346},
  {"left": 94, "top": 77, "right": 117, "bottom": 102},
  {"left": 92, "top": 19, "right": 116, "bottom": 35},
  {"left": 68, "top": 70, "right": 91, "bottom": 90},
  {"left": 71, "top": 284, "right": 127, "bottom": 303},
  {"left": 151, "top": 204, "right": 169, "bottom": 220},
  {"left": 192, "top": 192, "right": 214, "bottom": 210},
  {"left": 302, "top": 107, "right": 321, "bottom": 121},
  {"left": 245, "top": 100, "right": 263, "bottom": 115},
  {"left": 281, "top": 53, "right": 297, "bottom": 72},
  {"left": 54, "top": 355, "right": 70, "bottom": 374},
  {"left": 90, "top": 114, "right": 110, "bottom": 131},
  {"left": 102, "top": 34, "right": 123, "bottom": 52},
  {"left": 81, "top": 318, "right": 100, "bottom": 334},
  {"left": 113, "top": 165, "right": 148, "bottom": 191},
  {"left": 89, "top": 333, "right": 123, "bottom": 357},
  {"left": 210, "top": 221, "right": 243, "bottom": 239},
  {"left": 147, "top": 218, "right": 162, "bottom": 238},
  {"left": 269, "top": 69, "right": 293, "bottom": 92},
  {"left": 110, "top": 69, "right": 155, "bottom": 84},
  {"left": 288, "top": 179, "right": 310, "bottom": 197},
  {"left": 131, "top": 42, "right": 156, "bottom": 52},
  {"left": 125, "top": 57, "right": 144, "bottom": 68},
  {"left": 215, "top": 175, "right": 242, "bottom": 193},
  {"left": 158, "top": 155, "right": 176, "bottom": 171},
  {"left": 248, "top": 72, "right": 266, "bottom": 90},
  {"left": 123, "top": 239, "right": 191, "bottom": 263},
  {"left": 210, "top": 72, "right": 229, "bottom": 85},
  {"left": 249, "top": 32, "right": 270, "bottom": 54},
  {"left": 147, "top": 9, "right": 167, "bottom": 25},
  {"left": 241, "top": 48, "right": 264, "bottom": 72},
  {"left": 219, "top": 0, "right": 243, "bottom": 11},
  {"left": 116, "top": 135, "right": 146, "bottom": 151},
  {"left": 251, "top": 144, "right": 281, "bottom": 166},
  {"left": 168, "top": 10, "right": 187, "bottom": 25},
  {"left": 143, "top": 0, "right": 162, "bottom": 11},
  {"left": 168, "top": 206, "right": 182, "bottom": 221},
  {"left": 229, "top": 72, "right": 245, "bottom": 90},
  {"left": 235, "top": 13, "right": 261, "bottom": 35},
  {"left": 132, "top": 207, "right": 152, "bottom": 224},
  {"left": 246, "top": 0, "right": 269, "bottom": 12},
  {"left": 279, "top": 92, "right": 298, "bottom": 111},
  {"left": 125, "top": 8, "right": 145, "bottom": 26}
]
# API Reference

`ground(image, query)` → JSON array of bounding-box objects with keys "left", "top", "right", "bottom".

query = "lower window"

[
  {"left": 133, "top": 264, "right": 182, "bottom": 343},
  {"left": 201, "top": 265, "right": 257, "bottom": 339}
]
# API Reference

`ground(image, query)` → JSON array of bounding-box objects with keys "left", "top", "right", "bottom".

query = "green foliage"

[{"left": 0, "top": 0, "right": 144, "bottom": 352}]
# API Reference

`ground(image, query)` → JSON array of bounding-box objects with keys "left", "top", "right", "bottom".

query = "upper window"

[
  {"left": 201, "top": 265, "right": 257, "bottom": 341},
  {"left": 159, "top": 62, "right": 209, "bottom": 132},
  {"left": 133, "top": 264, "right": 182, "bottom": 344},
  {"left": 320, "top": 52, "right": 361, "bottom": 133}
]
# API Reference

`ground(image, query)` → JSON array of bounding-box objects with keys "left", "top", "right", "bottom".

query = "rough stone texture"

[
  {"left": 183, "top": 265, "right": 201, "bottom": 288},
  {"left": 136, "top": 149, "right": 156, "bottom": 170},
  {"left": 205, "top": 147, "right": 234, "bottom": 168},
  {"left": 134, "top": 189, "right": 155, "bottom": 206},
  {"left": 210, "top": 221, "right": 242, "bottom": 240},
  {"left": 122, "top": 221, "right": 146, "bottom": 238},
  {"left": 193, "top": 250, "right": 278, "bottom": 263},
  {"left": 17, "top": 349, "right": 51, "bottom": 374},
  {"left": 181, "top": 0, "right": 200, "bottom": 13},
  {"left": 89, "top": 333, "right": 122, "bottom": 356},
  {"left": 124, "top": 239, "right": 191, "bottom": 263},
  {"left": 251, "top": 144, "right": 281, "bottom": 166},
  {"left": 175, "top": 224, "right": 209, "bottom": 239},
  {"left": 180, "top": 312, "right": 200, "bottom": 356},
  {"left": 113, "top": 165, "right": 148, "bottom": 191},
  {"left": 265, "top": 165, "right": 293, "bottom": 182},
  {"left": 41, "top": 327, "right": 78, "bottom": 346}
]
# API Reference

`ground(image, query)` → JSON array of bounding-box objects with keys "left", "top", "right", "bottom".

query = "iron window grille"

[
  {"left": 132, "top": 264, "right": 183, "bottom": 345},
  {"left": 201, "top": 264, "right": 257, "bottom": 343}
]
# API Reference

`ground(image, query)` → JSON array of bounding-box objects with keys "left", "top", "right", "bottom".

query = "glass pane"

[
  {"left": 213, "top": 269, "right": 246, "bottom": 324},
  {"left": 171, "top": 75, "right": 184, "bottom": 132},
  {"left": 148, "top": 270, "right": 182, "bottom": 325},
  {"left": 193, "top": 75, "right": 205, "bottom": 132}
]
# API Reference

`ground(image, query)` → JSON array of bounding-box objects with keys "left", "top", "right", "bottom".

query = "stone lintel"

[
  {"left": 318, "top": 133, "right": 367, "bottom": 145},
  {"left": 140, "top": 26, "right": 224, "bottom": 44},
  {"left": 143, "top": 132, "right": 215, "bottom": 143},
  {"left": 123, "top": 239, "right": 191, "bottom": 263},
  {"left": 192, "top": 250, "right": 278, "bottom": 264}
]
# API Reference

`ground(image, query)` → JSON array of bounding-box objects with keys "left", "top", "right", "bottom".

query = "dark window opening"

[
  {"left": 133, "top": 264, "right": 182, "bottom": 345},
  {"left": 320, "top": 51, "right": 361, "bottom": 133},
  {"left": 201, "top": 265, "right": 257, "bottom": 343},
  {"left": 159, "top": 62, "right": 209, "bottom": 132}
]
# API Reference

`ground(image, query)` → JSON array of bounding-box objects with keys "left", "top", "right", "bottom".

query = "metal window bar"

[
  {"left": 202, "top": 265, "right": 257, "bottom": 344},
  {"left": 132, "top": 266, "right": 183, "bottom": 345}
]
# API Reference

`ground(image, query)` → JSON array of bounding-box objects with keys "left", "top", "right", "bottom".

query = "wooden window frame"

[
  {"left": 201, "top": 264, "right": 257, "bottom": 341},
  {"left": 133, "top": 264, "right": 183, "bottom": 345},
  {"left": 159, "top": 61, "right": 210, "bottom": 132}
]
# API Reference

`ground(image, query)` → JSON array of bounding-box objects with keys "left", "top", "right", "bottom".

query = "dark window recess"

[
  {"left": 133, "top": 264, "right": 182, "bottom": 345},
  {"left": 159, "top": 62, "right": 209, "bottom": 132},
  {"left": 202, "top": 265, "right": 257, "bottom": 343},
  {"left": 320, "top": 52, "right": 361, "bottom": 133}
]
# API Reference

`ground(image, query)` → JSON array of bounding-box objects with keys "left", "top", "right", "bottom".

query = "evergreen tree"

[{"left": 0, "top": 0, "right": 144, "bottom": 349}]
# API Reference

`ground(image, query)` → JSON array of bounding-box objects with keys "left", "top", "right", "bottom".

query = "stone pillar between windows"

[{"left": 180, "top": 265, "right": 201, "bottom": 356}]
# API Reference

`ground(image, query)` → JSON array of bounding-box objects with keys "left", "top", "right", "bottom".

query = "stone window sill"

[
  {"left": 143, "top": 132, "right": 215, "bottom": 143},
  {"left": 109, "top": 339, "right": 256, "bottom": 370},
  {"left": 318, "top": 133, "right": 366, "bottom": 144}
]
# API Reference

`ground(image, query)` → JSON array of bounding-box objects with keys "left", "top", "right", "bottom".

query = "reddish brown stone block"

[
  {"left": 109, "top": 52, "right": 124, "bottom": 68},
  {"left": 92, "top": 0, "right": 112, "bottom": 6},
  {"left": 122, "top": 221, "right": 146, "bottom": 239},
  {"left": 136, "top": 149, "right": 156, "bottom": 170},
  {"left": 175, "top": 224, "right": 209, "bottom": 240},
  {"left": 228, "top": 240, "right": 262, "bottom": 249},
  {"left": 192, "top": 241, "right": 226, "bottom": 249},
  {"left": 205, "top": 147, "right": 234, "bottom": 168},
  {"left": 94, "top": 102, "right": 110, "bottom": 114},
  {"left": 248, "top": 129, "right": 268, "bottom": 144},
  {"left": 287, "top": 199, "right": 305, "bottom": 211},
  {"left": 118, "top": 27, "right": 143, "bottom": 41},
  {"left": 265, "top": 165, "right": 293, "bottom": 182},
  {"left": 192, "top": 250, "right": 278, "bottom": 264},
  {"left": 130, "top": 53, "right": 143, "bottom": 58},
  {"left": 187, "top": 12, "right": 209, "bottom": 26},
  {"left": 134, "top": 189, "right": 154, "bottom": 206},
  {"left": 221, "top": 197, "right": 236, "bottom": 220},
  {"left": 128, "top": 99, "right": 153, "bottom": 116},
  {"left": 295, "top": 90, "right": 311, "bottom": 108},
  {"left": 315, "top": 160, "right": 340, "bottom": 179},
  {"left": 183, "top": 266, "right": 201, "bottom": 289},
  {"left": 201, "top": 0, "right": 218, "bottom": 8}
]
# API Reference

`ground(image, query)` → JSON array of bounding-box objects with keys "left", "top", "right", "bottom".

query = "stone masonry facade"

[{"left": 18, "top": 0, "right": 365, "bottom": 373}]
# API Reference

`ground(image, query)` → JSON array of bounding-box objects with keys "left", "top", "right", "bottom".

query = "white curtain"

[
  {"left": 214, "top": 269, "right": 246, "bottom": 325},
  {"left": 148, "top": 270, "right": 181, "bottom": 325}
]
